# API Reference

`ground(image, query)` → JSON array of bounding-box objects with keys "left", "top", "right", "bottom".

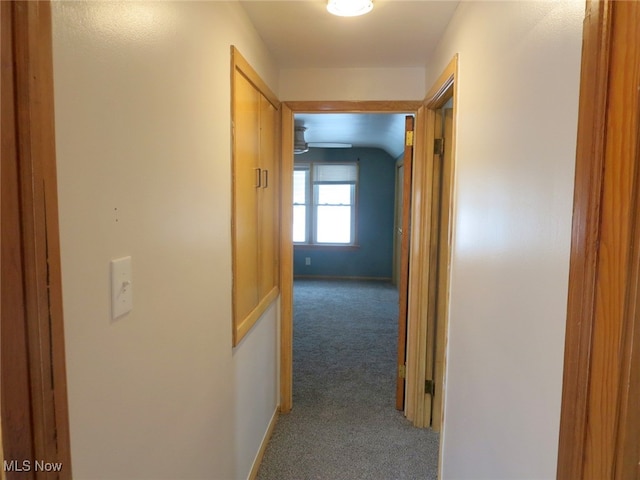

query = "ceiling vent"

[{"left": 294, "top": 126, "right": 309, "bottom": 154}]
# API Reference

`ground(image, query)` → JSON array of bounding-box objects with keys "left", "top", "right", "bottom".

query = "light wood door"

[
  {"left": 231, "top": 47, "right": 280, "bottom": 345},
  {"left": 430, "top": 107, "right": 453, "bottom": 431},
  {"left": 259, "top": 95, "right": 279, "bottom": 298},
  {"left": 396, "top": 115, "right": 414, "bottom": 410},
  {"left": 422, "top": 107, "right": 446, "bottom": 424},
  {"left": 394, "top": 162, "right": 404, "bottom": 286},
  {"left": 233, "top": 72, "right": 261, "bottom": 325}
]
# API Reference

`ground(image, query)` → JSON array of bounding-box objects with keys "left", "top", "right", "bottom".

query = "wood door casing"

[
  {"left": 557, "top": 0, "right": 640, "bottom": 478},
  {"left": 404, "top": 56, "right": 457, "bottom": 429},
  {"left": 1, "top": 1, "right": 72, "bottom": 477}
]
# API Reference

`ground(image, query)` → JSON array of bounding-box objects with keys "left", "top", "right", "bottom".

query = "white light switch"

[{"left": 111, "top": 256, "right": 133, "bottom": 319}]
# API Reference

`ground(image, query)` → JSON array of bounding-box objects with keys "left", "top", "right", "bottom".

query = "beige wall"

[
  {"left": 52, "top": 2, "right": 278, "bottom": 478},
  {"left": 279, "top": 67, "right": 426, "bottom": 101},
  {"left": 426, "top": 2, "right": 583, "bottom": 478}
]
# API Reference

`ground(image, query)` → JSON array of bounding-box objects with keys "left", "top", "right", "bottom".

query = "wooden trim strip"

[
  {"left": 248, "top": 407, "right": 280, "bottom": 480},
  {"left": 1, "top": 1, "right": 35, "bottom": 467},
  {"left": 284, "top": 101, "right": 423, "bottom": 113},
  {"left": 557, "top": 1, "right": 612, "bottom": 478},
  {"left": 425, "top": 55, "right": 457, "bottom": 107},
  {"left": 279, "top": 103, "right": 294, "bottom": 413},
  {"left": 235, "top": 287, "right": 280, "bottom": 346}
]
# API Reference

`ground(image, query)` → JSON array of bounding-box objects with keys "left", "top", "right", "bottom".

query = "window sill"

[{"left": 294, "top": 243, "right": 360, "bottom": 251}]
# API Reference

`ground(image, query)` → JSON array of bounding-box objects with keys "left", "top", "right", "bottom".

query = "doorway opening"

[
  {"left": 279, "top": 102, "right": 423, "bottom": 416},
  {"left": 265, "top": 105, "right": 443, "bottom": 478},
  {"left": 289, "top": 111, "right": 414, "bottom": 411},
  {"left": 280, "top": 58, "right": 457, "bottom": 445}
]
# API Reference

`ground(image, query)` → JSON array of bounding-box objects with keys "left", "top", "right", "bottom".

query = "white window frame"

[{"left": 293, "top": 161, "right": 358, "bottom": 246}]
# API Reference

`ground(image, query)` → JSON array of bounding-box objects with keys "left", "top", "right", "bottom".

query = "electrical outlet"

[{"left": 305, "top": 257, "right": 311, "bottom": 266}]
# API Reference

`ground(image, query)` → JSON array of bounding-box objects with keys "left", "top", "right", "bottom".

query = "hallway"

[
  {"left": 21, "top": 1, "right": 587, "bottom": 477},
  {"left": 257, "top": 280, "right": 439, "bottom": 479}
]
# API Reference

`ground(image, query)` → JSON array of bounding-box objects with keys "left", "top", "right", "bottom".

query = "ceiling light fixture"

[{"left": 327, "top": 0, "right": 373, "bottom": 17}]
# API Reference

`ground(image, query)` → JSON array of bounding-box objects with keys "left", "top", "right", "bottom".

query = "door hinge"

[
  {"left": 425, "top": 379, "right": 435, "bottom": 396},
  {"left": 434, "top": 138, "right": 444, "bottom": 156},
  {"left": 405, "top": 130, "right": 414, "bottom": 147},
  {"left": 398, "top": 364, "right": 406, "bottom": 379}
]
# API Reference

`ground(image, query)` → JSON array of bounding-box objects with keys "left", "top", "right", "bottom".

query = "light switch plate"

[{"left": 111, "top": 256, "right": 133, "bottom": 319}]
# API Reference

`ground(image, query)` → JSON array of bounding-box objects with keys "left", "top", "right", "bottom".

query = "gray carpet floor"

[{"left": 257, "top": 279, "right": 439, "bottom": 480}]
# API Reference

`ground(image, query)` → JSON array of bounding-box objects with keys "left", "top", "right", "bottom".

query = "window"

[{"left": 293, "top": 162, "right": 358, "bottom": 245}]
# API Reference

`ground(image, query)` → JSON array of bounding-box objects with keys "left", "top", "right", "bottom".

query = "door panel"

[
  {"left": 393, "top": 162, "right": 404, "bottom": 286},
  {"left": 233, "top": 72, "right": 260, "bottom": 323},
  {"left": 259, "top": 95, "right": 279, "bottom": 297},
  {"left": 431, "top": 107, "right": 453, "bottom": 431},
  {"left": 423, "top": 108, "right": 445, "bottom": 423},
  {"left": 396, "top": 115, "right": 414, "bottom": 411}
]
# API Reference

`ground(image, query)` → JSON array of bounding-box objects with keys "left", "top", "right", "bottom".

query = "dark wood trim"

[
  {"left": 610, "top": 4, "right": 640, "bottom": 478},
  {"left": 1, "top": 1, "right": 72, "bottom": 477},
  {"left": 557, "top": 1, "right": 611, "bottom": 477},
  {"left": 557, "top": 0, "right": 640, "bottom": 478},
  {"left": 1, "top": 2, "right": 36, "bottom": 471},
  {"left": 614, "top": 91, "right": 640, "bottom": 480}
]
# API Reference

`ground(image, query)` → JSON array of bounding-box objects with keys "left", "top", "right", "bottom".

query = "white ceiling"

[
  {"left": 239, "top": 0, "right": 460, "bottom": 68},
  {"left": 295, "top": 113, "right": 410, "bottom": 158},
  {"left": 239, "top": 0, "right": 458, "bottom": 157}
]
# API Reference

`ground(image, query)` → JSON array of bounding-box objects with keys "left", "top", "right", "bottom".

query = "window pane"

[
  {"left": 293, "top": 169, "right": 308, "bottom": 204},
  {"left": 293, "top": 205, "right": 306, "bottom": 242},
  {"left": 316, "top": 206, "right": 351, "bottom": 243},
  {"left": 317, "top": 184, "right": 352, "bottom": 205}
]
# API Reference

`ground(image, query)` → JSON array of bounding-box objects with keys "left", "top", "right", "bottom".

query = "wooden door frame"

[
  {"left": 279, "top": 101, "right": 424, "bottom": 414},
  {"left": 1, "top": 1, "right": 72, "bottom": 477},
  {"left": 405, "top": 56, "right": 457, "bottom": 429},
  {"left": 557, "top": 0, "right": 640, "bottom": 477}
]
